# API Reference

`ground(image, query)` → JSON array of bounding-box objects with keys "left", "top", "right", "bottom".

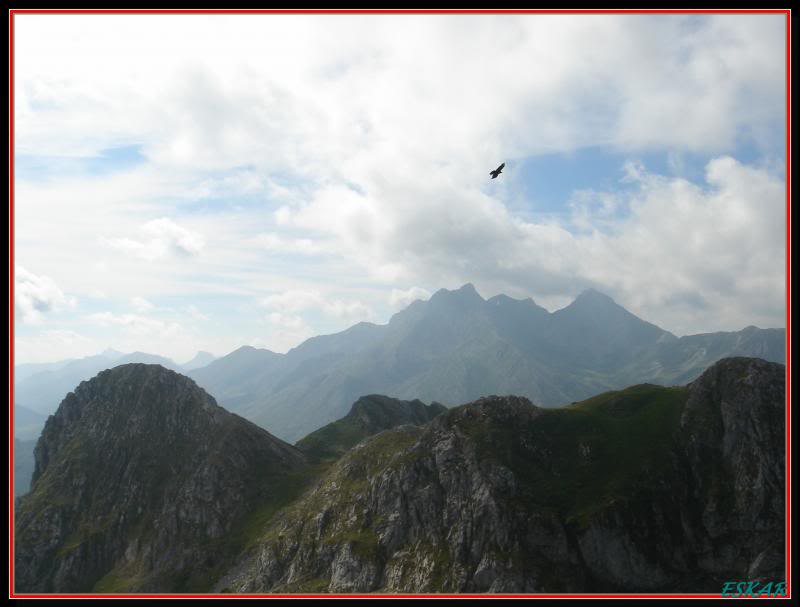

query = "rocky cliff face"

[
  {"left": 15, "top": 364, "right": 308, "bottom": 593},
  {"left": 680, "top": 357, "right": 786, "bottom": 582},
  {"left": 218, "top": 357, "right": 785, "bottom": 593}
]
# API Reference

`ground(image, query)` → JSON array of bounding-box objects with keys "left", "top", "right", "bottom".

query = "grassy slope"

[
  {"left": 460, "top": 383, "right": 687, "bottom": 524},
  {"left": 295, "top": 417, "right": 368, "bottom": 462}
]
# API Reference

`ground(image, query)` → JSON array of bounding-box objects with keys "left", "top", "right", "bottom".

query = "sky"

[{"left": 13, "top": 12, "right": 788, "bottom": 364}]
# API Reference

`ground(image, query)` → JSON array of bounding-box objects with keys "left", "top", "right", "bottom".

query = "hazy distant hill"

[
  {"left": 190, "top": 285, "right": 785, "bottom": 442},
  {"left": 14, "top": 404, "right": 47, "bottom": 441},
  {"left": 181, "top": 350, "right": 217, "bottom": 370},
  {"left": 13, "top": 438, "right": 37, "bottom": 496}
]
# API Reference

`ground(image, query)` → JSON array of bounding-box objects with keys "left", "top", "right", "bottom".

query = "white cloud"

[
  {"left": 274, "top": 206, "right": 293, "bottom": 226},
  {"left": 261, "top": 312, "right": 315, "bottom": 353},
  {"left": 104, "top": 218, "right": 205, "bottom": 261},
  {"left": 280, "top": 155, "right": 784, "bottom": 334},
  {"left": 131, "top": 296, "right": 155, "bottom": 312},
  {"left": 260, "top": 289, "right": 374, "bottom": 322},
  {"left": 87, "top": 311, "right": 181, "bottom": 336},
  {"left": 12, "top": 13, "right": 787, "bottom": 361},
  {"left": 185, "top": 305, "right": 209, "bottom": 321},
  {"left": 390, "top": 287, "right": 432, "bottom": 311},
  {"left": 260, "top": 290, "right": 324, "bottom": 315},
  {"left": 15, "top": 266, "right": 76, "bottom": 324},
  {"left": 323, "top": 299, "right": 373, "bottom": 322},
  {"left": 267, "top": 312, "right": 308, "bottom": 330},
  {"left": 183, "top": 169, "right": 266, "bottom": 200},
  {"left": 14, "top": 329, "right": 100, "bottom": 363},
  {"left": 586, "top": 156, "right": 786, "bottom": 333},
  {"left": 15, "top": 15, "right": 785, "bottom": 167},
  {"left": 255, "top": 232, "right": 322, "bottom": 255}
]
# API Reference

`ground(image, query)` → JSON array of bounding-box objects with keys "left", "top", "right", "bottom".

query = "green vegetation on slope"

[
  {"left": 460, "top": 383, "right": 687, "bottom": 524},
  {"left": 295, "top": 417, "right": 368, "bottom": 462}
]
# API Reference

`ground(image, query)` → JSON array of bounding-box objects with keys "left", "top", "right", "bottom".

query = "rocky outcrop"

[
  {"left": 218, "top": 358, "right": 785, "bottom": 593},
  {"left": 680, "top": 357, "right": 786, "bottom": 583},
  {"left": 15, "top": 364, "right": 308, "bottom": 593}
]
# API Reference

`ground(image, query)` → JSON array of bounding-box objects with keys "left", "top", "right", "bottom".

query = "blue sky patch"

[{"left": 16, "top": 144, "right": 146, "bottom": 181}]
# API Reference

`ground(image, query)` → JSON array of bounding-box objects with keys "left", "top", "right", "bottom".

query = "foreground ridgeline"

[{"left": 15, "top": 358, "right": 784, "bottom": 593}]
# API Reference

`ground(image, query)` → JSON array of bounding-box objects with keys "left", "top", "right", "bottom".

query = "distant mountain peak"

[
  {"left": 487, "top": 293, "right": 545, "bottom": 310},
  {"left": 429, "top": 283, "right": 484, "bottom": 306},
  {"left": 556, "top": 288, "right": 632, "bottom": 318},
  {"left": 573, "top": 288, "right": 618, "bottom": 305},
  {"left": 126, "top": 350, "right": 157, "bottom": 358},
  {"left": 232, "top": 345, "right": 275, "bottom": 355},
  {"left": 182, "top": 350, "right": 217, "bottom": 371},
  {"left": 186, "top": 284, "right": 783, "bottom": 443}
]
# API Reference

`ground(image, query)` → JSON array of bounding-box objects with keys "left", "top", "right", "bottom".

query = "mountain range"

[
  {"left": 188, "top": 284, "right": 785, "bottom": 442},
  {"left": 15, "top": 357, "right": 786, "bottom": 593},
  {"left": 12, "top": 285, "right": 785, "bottom": 497}
]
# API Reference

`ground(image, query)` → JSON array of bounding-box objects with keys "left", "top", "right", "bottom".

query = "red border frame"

[{"left": 7, "top": 8, "right": 793, "bottom": 600}]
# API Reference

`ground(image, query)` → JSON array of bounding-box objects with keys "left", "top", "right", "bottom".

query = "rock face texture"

[
  {"left": 296, "top": 395, "right": 447, "bottom": 461},
  {"left": 680, "top": 357, "right": 786, "bottom": 584},
  {"left": 14, "top": 364, "right": 307, "bottom": 593},
  {"left": 218, "top": 358, "right": 785, "bottom": 593}
]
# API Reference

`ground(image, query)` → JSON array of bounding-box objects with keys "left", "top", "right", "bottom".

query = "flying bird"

[{"left": 489, "top": 163, "right": 505, "bottom": 179}]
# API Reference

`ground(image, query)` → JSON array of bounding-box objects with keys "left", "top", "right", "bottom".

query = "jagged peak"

[
  {"left": 429, "top": 283, "right": 485, "bottom": 305},
  {"left": 487, "top": 293, "right": 546, "bottom": 311},
  {"left": 554, "top": 288, "right": 638, "bottom": 318}
]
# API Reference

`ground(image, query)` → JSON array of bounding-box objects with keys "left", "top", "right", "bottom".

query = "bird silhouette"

[{"left": 489, "top": 163, "right": 505, "bottom": 179}]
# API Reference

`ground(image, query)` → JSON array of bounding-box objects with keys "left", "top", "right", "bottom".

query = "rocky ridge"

[{"left": 218, "top": 357, "right": 785, "bottom": 593}]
